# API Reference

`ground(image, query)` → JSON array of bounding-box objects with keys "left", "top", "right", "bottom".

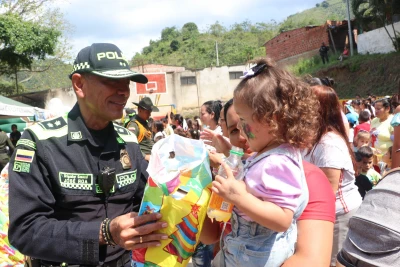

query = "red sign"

[{"left": 135, "top": 73, "right": 167, "bottom": 95}]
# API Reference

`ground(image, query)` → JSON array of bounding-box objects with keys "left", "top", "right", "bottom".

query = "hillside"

[
  {"left": 279, "top": 0, "right": 353, "bottom": 32},
  {"left": 316, "top": 52, "right": 400, "bottom": 98},
  {"left": 131, "top": 0, "right": 352, "bottom": 69}
]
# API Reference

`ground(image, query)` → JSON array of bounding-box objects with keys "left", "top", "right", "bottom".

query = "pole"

[
  {"left": 216, "top": 41, "right": 219, "bottom": 67},
  {"left": 346, "top": 0, "right": 354, "bottom": 56},
  {"left": 328, "top": 28, "right": 337, "bottom": 54}
]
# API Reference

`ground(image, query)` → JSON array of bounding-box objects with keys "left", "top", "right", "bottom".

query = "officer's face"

[{"left": 78, "top": 74, "right": 130, "bottom": 123}]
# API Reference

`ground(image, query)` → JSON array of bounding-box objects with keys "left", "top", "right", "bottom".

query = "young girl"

[{"left": 211, "top": 58, "right": 321, "bottom": 267}]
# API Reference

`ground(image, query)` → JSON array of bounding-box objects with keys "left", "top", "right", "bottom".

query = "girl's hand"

[{"left": 212, "top": 162, "right": 247, "bottom": 204}]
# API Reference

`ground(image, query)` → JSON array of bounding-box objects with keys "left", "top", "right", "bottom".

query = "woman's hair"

[
  {"left": 223, "top": 99, "right": 234, "bottom": 127},
  {"left": 174, "top": 127, "right": 190, "bottom": 138},
  {"left": 390, "top": 94, "right": 400, "bottom": 110},
  {"left": 388, "top": 146, "right": 393, "bottom": 159},
  {"left": 202, "top": 100, "right": 223, "bottom": 124},
  {"left": 154, "top": 121, "right": 164, "bottom": 133},
  {"left": 311, "top": 85, "right": 356, "bottom": 168},
  {"left": 361, "top": 99, "right": 374, "bottom": 119},
  {"left": 233, "top": 57, "right": 320, "bottom": 149},
  {"left": 189, "top": 129, "right": 200, "bottom": 139},
  {"left": 186, "top": 118, "right": 193, "bottom": 130},
  {"left": 374, "top": 98, "right": 393, "bottom": 114},
  {"left": 174, "top": 114, "right": 184, "bottom": 126}
]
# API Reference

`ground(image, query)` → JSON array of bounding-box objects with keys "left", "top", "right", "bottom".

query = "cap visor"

[{"left": 92, "top": 70, "right": 148, "bottom": 84}]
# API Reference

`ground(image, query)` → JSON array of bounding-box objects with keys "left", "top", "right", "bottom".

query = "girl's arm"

[
  {"left": 234, "top": 193, "right": 294, "bottom": 232},
  {"left": 281, "top": 220, "right": 334, "bottom": 267},
  {"left": 212, "top": 162, "right": 295, "bottom": 232}
]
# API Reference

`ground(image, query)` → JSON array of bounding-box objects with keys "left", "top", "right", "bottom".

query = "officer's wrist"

[{"left": 99, "top": 222, "right": 106, "bottom": 245}]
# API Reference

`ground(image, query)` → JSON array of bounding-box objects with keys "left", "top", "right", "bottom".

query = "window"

[
  {"left": 229, "top": 72, "right": 242, "bottom": 80},
  {"left": 181, "top": 76, "right": 196, "bottom": 85}
]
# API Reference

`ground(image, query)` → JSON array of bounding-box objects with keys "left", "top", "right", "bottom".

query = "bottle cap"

[{"left": 230, "top": 146, "right": 244, "bottom": 156}]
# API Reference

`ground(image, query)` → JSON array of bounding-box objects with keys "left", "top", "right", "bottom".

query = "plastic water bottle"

[{"left": 207, "top": 146, "right": 244, "bottom": 222}]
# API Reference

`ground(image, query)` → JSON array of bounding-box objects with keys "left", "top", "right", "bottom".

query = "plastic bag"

[{"left": 132, "top": 134, "right": 213, "bottom": 267}]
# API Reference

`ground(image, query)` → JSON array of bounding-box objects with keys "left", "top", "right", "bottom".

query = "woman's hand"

[{"left": 212, "top": 162, "right": 247, "bottom": 204}]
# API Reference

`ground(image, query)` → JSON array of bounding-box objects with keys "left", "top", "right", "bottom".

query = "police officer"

[
  {"left": 126, "top": 97, "right": 159, "bottom": 161},
  {"left": 8, "top": 43, "right": 168, "bottom": 267}
]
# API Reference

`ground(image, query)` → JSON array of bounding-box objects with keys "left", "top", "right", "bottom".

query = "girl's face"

[
  {"left": 200, "top": 105, "right": 214, "bottom": 126},
  {"left": 233, "top": 98, "right": 275, "bottom": 154},
  {"left": 225, "top": 105, "right": 249, "bottom": 152},
  {"left": 357, "top": 137, "right": 370, "bottom": 148}
]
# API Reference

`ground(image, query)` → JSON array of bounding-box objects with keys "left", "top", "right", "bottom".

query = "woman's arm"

[
  {"left": 199, "top": 216, "right": 221, "bottom": 245},
  {"left": 320, "top": 167, "right": 341, "bottom": 193},
  {"left": 391, "top": 106, "right": 400, "bottom": 168},
  {"left": 281, "top": 220, "right": 334, "bottom": 267}
]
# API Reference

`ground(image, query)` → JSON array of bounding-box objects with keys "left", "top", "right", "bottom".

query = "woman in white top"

[
  {"left": 302, "top": 85, "right": 362, "bottom": 267},
  {"left": 199, "top": 100, "right": 223, "bottom": 135}
]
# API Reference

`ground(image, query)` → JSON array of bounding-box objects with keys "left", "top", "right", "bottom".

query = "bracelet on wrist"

[{"left": 101, "top": 218, "right": 117, "bottom": 247}]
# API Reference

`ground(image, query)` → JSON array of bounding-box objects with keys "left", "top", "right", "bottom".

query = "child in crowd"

[
  {"left": 354, "top": 110, "right": 371, "bottom": 139},
  {"left": 356, "top": 146, "right": 382, "bottom": 186},
  {"left": 354, "top": 131, "right": 371, "bottom": 152},
  {"left": 380, "top": 146, "right": 392, "bottom": 176},
  {"left": 152, "top": 120, "right": 165, "bottom": 143},
  {"left": 211, "top": 58, "right": 320, "bottom": 266}
]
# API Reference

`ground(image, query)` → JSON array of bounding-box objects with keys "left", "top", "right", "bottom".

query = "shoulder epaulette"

[
  {"left": 113, "top": 123, "right": 138, "bottom": 143},
  {"left": 29, "top": 115, "right": 68, "bottom": 140}
]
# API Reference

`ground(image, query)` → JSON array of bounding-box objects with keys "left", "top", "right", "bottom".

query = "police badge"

[{"left": 120, "top": 149, "right": 132, "bottom": 170}]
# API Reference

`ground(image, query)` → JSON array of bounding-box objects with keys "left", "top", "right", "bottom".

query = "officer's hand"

[{"left": 110, "top": 212, "right": 168, "bottom": 250}]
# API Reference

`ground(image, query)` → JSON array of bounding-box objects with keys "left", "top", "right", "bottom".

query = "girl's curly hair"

[{"left": 233, "top": 58, "right": 320, "bottom": 149}]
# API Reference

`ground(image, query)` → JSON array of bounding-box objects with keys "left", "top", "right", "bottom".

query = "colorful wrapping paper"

[
  {"left": 132, "top": 135, "right": 212, "bottom": 267},
  {"left": 0, "top": 163, "right": 25, "bottom": 267}
]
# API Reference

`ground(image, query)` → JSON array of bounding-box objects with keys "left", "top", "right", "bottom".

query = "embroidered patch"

[
  {"left": 13, "top": 161, "right": 31, "bottom": 173},
  {"left": 70, "top": 131, "right": 82, "bottom": 140},
  {"left": 15, "top": 149, "right": 35, "bottom": 163},
  {"left": 39, "top": 117, "right": 67, "bottom": 130},
  {"left": 116, "top": 170, "right": 137, "bottom": 188},
  {"left": 116, "top": 137, "right": 124, "bottom": 144},
  {"left": 95, "top": 184, "right": 115, "bottom": 194},
  {"left": 16, "top": 139, "right": 36, "bottom": 150},
  {"left": 59, "top": 172, "right": 93, "bottom": 190}
]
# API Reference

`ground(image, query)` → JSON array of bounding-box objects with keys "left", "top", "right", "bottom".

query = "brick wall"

[{"left": 265, "top": 25, "right": 329, "bottom": 62}]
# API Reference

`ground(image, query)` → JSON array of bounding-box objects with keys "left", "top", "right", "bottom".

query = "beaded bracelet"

[{"left": 101, "top": 218, "right": 117, "bottom": 246}]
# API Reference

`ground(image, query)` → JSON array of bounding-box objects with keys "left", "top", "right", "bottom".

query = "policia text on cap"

[{"left": 8, "top": 43, "right": 168, "bottom": 267}]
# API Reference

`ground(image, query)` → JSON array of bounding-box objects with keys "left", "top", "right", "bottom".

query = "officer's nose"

[{"left": 117, "top": 81, "right": 130, "bottom": 97}]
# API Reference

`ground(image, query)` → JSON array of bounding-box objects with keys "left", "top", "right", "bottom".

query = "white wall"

[
  {"left": 358, "top": 22, "right": 400, "bottom": 54},
  {"left": 127, "top": 65, "right": 245, "bottom": 117}
]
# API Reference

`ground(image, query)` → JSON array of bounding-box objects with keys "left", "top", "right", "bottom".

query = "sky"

[{"left": 58, "top": 0, "right": 323, "bottom": 60}]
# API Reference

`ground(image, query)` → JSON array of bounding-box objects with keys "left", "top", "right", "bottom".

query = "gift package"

[{"left": 132, "top": 135, "right": 212, "bottom": 267}]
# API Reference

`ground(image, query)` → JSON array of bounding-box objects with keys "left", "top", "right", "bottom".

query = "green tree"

[
  {"left": 182, "top": 22, "right": 199, "bottom": 41},
  {"left": 352, "top": 0, "right": 400, "bottom": 51},
  {"left": 321, "top": 1, "right": 329, "bottom": 8},
  {"left": 161, "top": 26, "right": 180, "bottom": 41}
]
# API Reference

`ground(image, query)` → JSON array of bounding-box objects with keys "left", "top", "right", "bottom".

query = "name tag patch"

[
  {"left": 116, "top": 170, "right": 137, "bottom": 188},
  {"left": 59, "top": 172, "right": 93, "bottom": 190},
  {"left": 15, "top": 149, "right": 35, "bottom": 163}
]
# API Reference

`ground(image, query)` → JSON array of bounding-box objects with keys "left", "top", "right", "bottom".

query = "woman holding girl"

[{"left": 203, "top": 58, "right": 324, "bottom": 266}]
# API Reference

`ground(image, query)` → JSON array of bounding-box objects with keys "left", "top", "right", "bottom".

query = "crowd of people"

[{"left": 2, "top": 42, "right": 400, "bottom": 267}]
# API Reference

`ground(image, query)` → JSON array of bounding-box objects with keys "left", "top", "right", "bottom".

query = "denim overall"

[{"left": 212, "top": 146, "right": 308, "bottom": 267}]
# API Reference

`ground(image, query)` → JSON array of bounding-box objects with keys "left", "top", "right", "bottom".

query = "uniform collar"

[
  {"left": 133, "top": 115, "right": 149, "bottom": 129},
  {"left": 67, "top": 103, "right": 120, "bottom": 151}
]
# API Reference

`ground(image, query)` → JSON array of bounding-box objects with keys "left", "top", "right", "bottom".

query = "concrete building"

[{"left": 129, "top": 64, "right": 246, "bottom": 118}]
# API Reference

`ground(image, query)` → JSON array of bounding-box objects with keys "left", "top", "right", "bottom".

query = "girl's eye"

[{"left": 230, "top": 129, "right": 239, "bottom": 135}]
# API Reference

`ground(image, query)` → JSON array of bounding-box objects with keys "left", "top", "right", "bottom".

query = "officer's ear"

[{"left": 72, "top": 73, "right": 85, "bottom": 99}]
